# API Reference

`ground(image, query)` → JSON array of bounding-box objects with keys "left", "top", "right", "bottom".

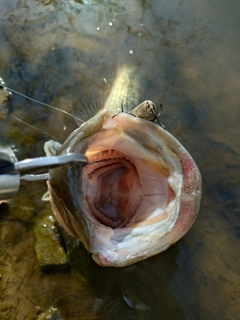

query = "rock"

[
  {"left": 37, "top": 306, "right": 65, "bottom": 320},
  {"left": 33, "top": 206, "right": 69, "bottom": 271}
]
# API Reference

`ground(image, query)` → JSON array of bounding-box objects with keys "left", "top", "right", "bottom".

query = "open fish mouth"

[
  {"left": 47, "top": 109, "right": 201, "bottom": 267},
  {"left": 83, "top": 114, "right": 176, "bottom": 232},
  {"left": 85, "top": 149, "right": 144, "bottom": 229}
]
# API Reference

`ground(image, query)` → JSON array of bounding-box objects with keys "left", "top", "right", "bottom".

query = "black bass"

[{"left": 45, "top": 65, "right": 202, "bottom": 267}]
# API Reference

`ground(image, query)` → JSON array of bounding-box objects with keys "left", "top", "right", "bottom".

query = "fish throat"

[{"left": 85, "top": 149, "right": 143, "bottom": 228}]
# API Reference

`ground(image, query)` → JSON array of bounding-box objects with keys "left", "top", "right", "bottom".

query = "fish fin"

[
  {"left": 44, "top": 140, "right": 62, "bottom": 156},
  {"left": 42, "top": 191, "right": 51, "bottom": 201},
  {"left": 72, "top": 87, "right": 107, "bottom": 125}
]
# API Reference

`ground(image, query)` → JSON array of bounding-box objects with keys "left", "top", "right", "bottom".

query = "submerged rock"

[
  {"left": 33, "top": 207, "right": 69, "bottom": 271},
  {"left": 37, "top": 306, "right": 65, "bottom": 320}
]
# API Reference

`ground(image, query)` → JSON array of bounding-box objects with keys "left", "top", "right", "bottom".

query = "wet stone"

[
  {"left": 37, "top": 306, "right": 65, "bottom": 320},
  {"left": 33, "top": 207, "right": 69, "bottom": 271}
]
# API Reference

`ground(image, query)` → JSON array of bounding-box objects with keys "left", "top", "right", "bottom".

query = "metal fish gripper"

[{"left": 0, "top": 148, "right": 88, "bottom": 200}]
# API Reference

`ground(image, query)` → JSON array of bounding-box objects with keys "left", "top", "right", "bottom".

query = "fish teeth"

[{"left": 88, "top": 149, "right": 125, "bottom": 165}]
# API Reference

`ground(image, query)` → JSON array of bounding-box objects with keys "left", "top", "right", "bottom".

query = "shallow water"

[{"left": 0, "top": 0, "right": 240, "bottom": 319}]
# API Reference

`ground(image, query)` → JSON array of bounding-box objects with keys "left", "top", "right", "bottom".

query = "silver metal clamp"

[{"left": 0, "top": 148, "right": 88, "bottom": 201}]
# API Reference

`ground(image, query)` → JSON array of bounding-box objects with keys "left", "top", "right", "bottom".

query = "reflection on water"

[{"left": 0, "top": 0, "right": 239, "bottom": 319}]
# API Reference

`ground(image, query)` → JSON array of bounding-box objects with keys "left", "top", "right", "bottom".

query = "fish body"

[{"left": 45, "top": 65, "right": 202, "bottom": 267}]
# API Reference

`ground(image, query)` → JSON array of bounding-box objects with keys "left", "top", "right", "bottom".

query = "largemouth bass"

[{"left": 45, "top": 64, "right": 202, "bottom": 267}]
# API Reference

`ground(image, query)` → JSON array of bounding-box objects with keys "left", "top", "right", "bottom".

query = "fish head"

[{"left": 46, "top": 107, "right": 202, "bottom": 267}]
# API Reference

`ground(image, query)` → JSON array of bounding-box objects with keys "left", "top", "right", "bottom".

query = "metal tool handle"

[
  {"left": 0, "top": 148, "right": 88, "bottom": 200},
  {"left": 14, "top": 153, "right": 87, "bottom": 174},
  {"left": 0, "top": 148, "right": 20, "bottom": 201}
]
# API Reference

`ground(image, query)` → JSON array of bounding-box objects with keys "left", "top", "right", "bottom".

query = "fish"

[{"left": 44, "top": 64, "right": 202, "bottom": 267}]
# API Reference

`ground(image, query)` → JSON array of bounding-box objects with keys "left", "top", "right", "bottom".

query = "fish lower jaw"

[{"left": 88, "top": 213, "right": 178, "bottom": 267}]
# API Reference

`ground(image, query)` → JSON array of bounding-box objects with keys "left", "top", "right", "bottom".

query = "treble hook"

[{"left": 146, "top": 102, "right": 166, "bottom": 129}]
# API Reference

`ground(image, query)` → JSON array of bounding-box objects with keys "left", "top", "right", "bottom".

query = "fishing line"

[
  {"left": 10, "top": 115, "right": 56, "bottom": 140},
  {"left": 4, "top": 86, "right": 84, "bottom": 123}
]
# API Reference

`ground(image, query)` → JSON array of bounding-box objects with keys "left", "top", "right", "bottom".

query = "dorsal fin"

[{"left": 72, "top": 86, "right": 110, "bottom": 126}]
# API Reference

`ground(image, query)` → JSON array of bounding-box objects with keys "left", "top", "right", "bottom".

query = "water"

[{"left": 0, "top": 0, "right": 239, "bottom": 319}]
